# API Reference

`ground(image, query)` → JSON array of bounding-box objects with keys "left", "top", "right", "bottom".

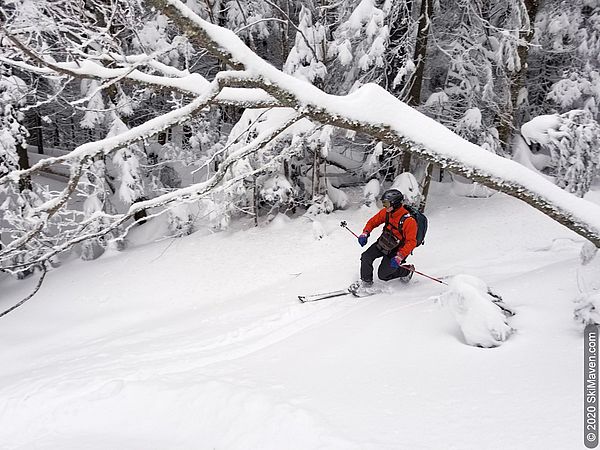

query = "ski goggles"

[{"left": 382, "top": 200, "right": 391, "bottom": 208}]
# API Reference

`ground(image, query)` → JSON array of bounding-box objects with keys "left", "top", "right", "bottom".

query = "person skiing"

[{"left": 349, "top": 189, "right": 417, "bottom": 296}]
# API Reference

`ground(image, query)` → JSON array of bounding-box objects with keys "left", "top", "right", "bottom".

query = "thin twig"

[
  {"left": 262, "top": 0, "right": 321, "bottom": 62},
  {"left": 0, "top": 263, "right": 48, "bottom": 319}
]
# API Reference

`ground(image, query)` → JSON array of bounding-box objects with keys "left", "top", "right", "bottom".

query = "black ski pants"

[{"left": 360, "top": 242, "right": 410, "bottom": 283}]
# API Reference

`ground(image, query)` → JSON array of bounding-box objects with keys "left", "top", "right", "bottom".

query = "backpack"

[{"left": 386, "top": 205, "right": 428, "bottom": 247}]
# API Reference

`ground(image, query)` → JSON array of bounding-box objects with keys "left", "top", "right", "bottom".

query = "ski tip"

[{"left": 298, "top": 296, "right": 306, "bottom": 303}]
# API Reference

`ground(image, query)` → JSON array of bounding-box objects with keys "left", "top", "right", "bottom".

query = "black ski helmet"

[{"left": 381, "top": 189, "right": 404, "bottom": 209}]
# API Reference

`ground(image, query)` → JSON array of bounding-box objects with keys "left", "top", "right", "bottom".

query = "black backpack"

[{"left": 387, "top": 205, "right": 428, "bottom": 247}]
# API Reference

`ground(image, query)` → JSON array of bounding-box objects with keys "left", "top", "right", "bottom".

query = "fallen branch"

[{"left": 0, "top": 263, "right": 48, "bottom": 319}]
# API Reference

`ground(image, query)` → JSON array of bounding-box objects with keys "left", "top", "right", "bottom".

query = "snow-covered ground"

[{"left": 0, "top": 181, "right": 593, "bottom": 449}]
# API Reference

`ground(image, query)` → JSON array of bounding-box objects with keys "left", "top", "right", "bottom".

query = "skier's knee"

[
  {"left": 360, "top": 252, "right": 373, "bottom": 264},
  {"left": 378, "top": 267, "right": 393, "bottom": 281}
]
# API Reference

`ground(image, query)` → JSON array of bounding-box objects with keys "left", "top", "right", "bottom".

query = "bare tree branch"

[{"left": 0, "top": 263, "right": 48, "bottom": 318}]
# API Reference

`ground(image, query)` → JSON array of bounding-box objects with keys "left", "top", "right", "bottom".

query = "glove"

[
  {"left": 390, "top": 255, "right": 404, "bottom": 269},
  {"left": 358, "top": 233, "right": 369, "bottom": 247}
]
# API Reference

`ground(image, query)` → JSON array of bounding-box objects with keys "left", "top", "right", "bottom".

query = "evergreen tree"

[
  {"left": 0, "top": 74, "right": 30, "bottom": 191},
  {"left": 0, "top": 76, "right": 24, "bottom": 182},
  {"left": 283, "top": 5, "right": 328, "bottom": 85},
  {"left": 329, "top": 0, "right": 389, "bottom": 93},
  {"left": 522, "top": 109, "right": 600, "bottom": 197},
  {"left": 546, "top": 110, "right": 600, "bottom": 197},
  {"left": 529, "top": 0, "right": 600, "bottom": 121}
]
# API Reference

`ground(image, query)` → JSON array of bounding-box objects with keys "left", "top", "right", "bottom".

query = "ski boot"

[
  {"left": 348, "top": 280, "right": 376, "bottom": 297},
  {"left": 399, "top": 264, "right": 415, "bottom": 283}
]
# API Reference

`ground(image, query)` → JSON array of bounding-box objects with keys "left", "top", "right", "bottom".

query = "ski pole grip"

[{"left": 340, "top": 221, "right": 359, "bottom": 238}]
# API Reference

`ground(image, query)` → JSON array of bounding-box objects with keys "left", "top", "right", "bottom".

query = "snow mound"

[
  {"left": 436, "top": 274, "right": 515, "bottom": 348},
  {"left": 363, "top": 178, "right": 380, "bottom": 206},
  {"left": 575, "top": 245, "right": 600, "bottom": 327},
  {"left": 311, "top": 220, "right": 325, "bottom": 240},
  {"left": 391, "top": 172, "right": 420, "bottom": 206},
  {"left": 574, "top": 292, "right": 600, "bottom": 327},
  {"left": 512, "top": 135, "right": 552, "bottom": 173},
  {"left": 267, "top": 213, "right": 291, "bottom": 229},
  {"left": 452, "top": 175, "right": 495, "bottom": 198},
  {"left": 326, "top": 181, "right": 349, "bottom": 209}
]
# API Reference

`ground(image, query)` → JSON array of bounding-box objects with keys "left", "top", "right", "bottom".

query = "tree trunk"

[
  {"left": 419, "top": 162, "right": 434, "bottom": 212},
  {"left": 497, "top": 0, "right": 541, "bottom": 151},
  {"left": 406, "top": 0, "right": 432, "bottom": 106},
  {"left": 35, "top": 112, "right": 44, "bottom": 154},
  {"left": 312, "top": 148, "right": 321, "bottom": 199},
  {"left": 253, "top": 176, "right": 259, "bottom": 227},
  {"left": 16, "top": 140, "right": 31, "bottom": 191},
  {"left": 400, "top": 0, "right": 433, "bottom": 175}
]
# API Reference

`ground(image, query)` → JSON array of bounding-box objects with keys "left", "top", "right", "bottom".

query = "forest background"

[{"left": 1, "top": 0, "right": 600, "bottom": 280}]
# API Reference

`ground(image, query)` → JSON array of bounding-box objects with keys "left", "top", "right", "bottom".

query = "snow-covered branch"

[
  {"left": 1, "top": 112, "right": 303, "bottom": 270},
  {"left": 1, "top": 70, "right": 262, "bottom": 185},
  {"left": 148, "top": 0, "right": 600, "bottom": 248}
]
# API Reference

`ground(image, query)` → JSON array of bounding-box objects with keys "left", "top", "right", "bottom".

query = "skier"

[{"left": 349, "top": 189, "right": 416, "bottom": 296}]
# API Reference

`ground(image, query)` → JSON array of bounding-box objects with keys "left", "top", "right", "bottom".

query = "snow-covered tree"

[
  {"left": 329, "top": 0, "right": 389, "bottom": 93},
  {"left": 421, "top": 0, "right": 539, "bottom": 153},
  {"left": 0, "top": 76, "right": 25, "bottom": 182},
  {"left": 528, "top": 0, "right": 600, "bottom": 121},
  {"left": 79, "top": 159, "right": 123, "bottom": 261},
  {"left": 283, "top": 5, "right": 327, "bottom": 85},
  {"left": 522, "top": 110, "right": 600, "bottom": 197},
  {"left": 214, "top": 108, "right": 314, "bottom": 227},
  {"left": 109, "top": 116, "right": 145, "bottom": 208}
]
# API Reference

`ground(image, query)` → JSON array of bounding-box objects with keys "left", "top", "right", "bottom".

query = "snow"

[
  {"left": 0, "top": 182, "right": 591, "bottom": 449},
  {"left": 391, "top": 172, "right": 420, "bottom": 206},
  {"left": 362, "top": 179, "right": 380, "bottom": 206},
  {"left": 512, "top": 135, "right": 552, "bottom": 173},
  {"left": 326, "top": 180, "right": 349, "bottom": 209},
  {"left": 436, "top": 274, "right": 514, "bottom": 347},
  {"left": 458, "top": 107, "right": 483, "bottom": 130},
  {"left": 521, "top": 114, "right": 562, "bottom": 145}
]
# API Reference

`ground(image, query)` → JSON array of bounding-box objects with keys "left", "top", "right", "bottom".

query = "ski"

[
  {"left": 298, "top": 289, "right": 351, "bottom": 303},
  {"left": 298, "top": 289, "right": 378, "bottom": 303}
]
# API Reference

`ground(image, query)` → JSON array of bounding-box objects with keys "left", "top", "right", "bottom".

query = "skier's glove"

[
  {"left": 390, "top": 255, "right": 404, "bottom": 269},
  {"left": 358, "top": 233, "right": 369, "bottom": 247}
]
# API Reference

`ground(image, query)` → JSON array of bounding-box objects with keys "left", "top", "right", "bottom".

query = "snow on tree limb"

[
  {"left": 1, "top": 71, "right": 259, "bottom": 185},
  {"left": 0, "top": 112, "right": 304, "bottom": 269},
  {"left": 146, "top": 0, "right": 600, "bottom": 248},
  {"left": 0, "top": 71, "right": 259, "bottom": 268}
]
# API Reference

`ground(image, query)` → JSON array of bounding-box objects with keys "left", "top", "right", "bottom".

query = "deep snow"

[{"left": 0, "top": 182, "right": 593, "bottom": 449}]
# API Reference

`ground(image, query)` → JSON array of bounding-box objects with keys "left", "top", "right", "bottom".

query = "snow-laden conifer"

[
  {"left": 521, "top": 110, "right": 600, "bottom": 197},
  {"left": 0, "top": 75, "right": 25, "bottom": 183},
  {"left": 330, "top": 0, "right": 389, "bottom": 93}
]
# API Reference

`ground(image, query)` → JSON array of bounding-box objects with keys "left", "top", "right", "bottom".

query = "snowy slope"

[{"left": 0, "top": 182, "right": 591, "bottom": 450}]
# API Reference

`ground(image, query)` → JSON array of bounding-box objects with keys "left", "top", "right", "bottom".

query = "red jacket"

[{"left": 363, "top": 206, "right": 418, "bottom": 259}]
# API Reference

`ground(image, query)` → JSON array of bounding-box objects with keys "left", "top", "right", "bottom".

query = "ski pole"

[
  {"left": 400, "top": 264, "right": 448, "bottom": 285},
  {"left": 339, "top": 221, "right": 359, "bottom": 238}
]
